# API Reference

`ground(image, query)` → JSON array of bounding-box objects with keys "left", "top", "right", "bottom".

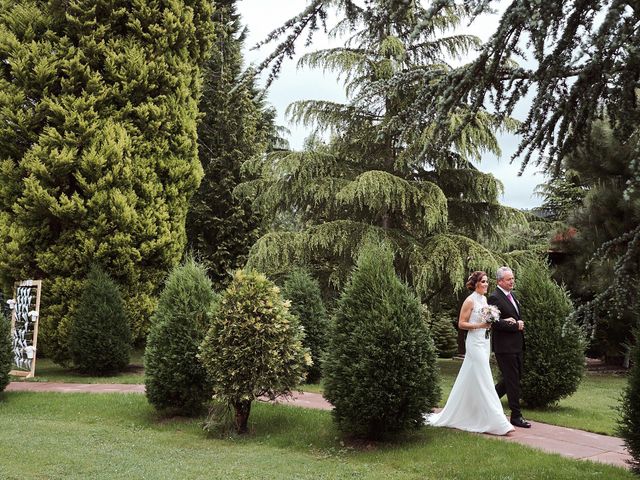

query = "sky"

[{"left": 236, "top": 1, "right": 544, "bottom": 210}]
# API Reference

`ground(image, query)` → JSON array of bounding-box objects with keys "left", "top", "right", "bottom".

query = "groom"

[{"left": 488, "top": 266, "right": 531, "bottom": 429}]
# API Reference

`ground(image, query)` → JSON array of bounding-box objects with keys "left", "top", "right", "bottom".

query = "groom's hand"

[{"left": 517, "top": 320, "right": 524, "bottom": 331}]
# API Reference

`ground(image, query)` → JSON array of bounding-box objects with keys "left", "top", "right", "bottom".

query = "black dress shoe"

[{"left": 511, "top": 416, "right": 531, "bottom": 428}]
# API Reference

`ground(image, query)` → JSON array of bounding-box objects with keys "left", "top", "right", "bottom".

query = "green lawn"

[
  {"left": 0, "top": 392, "right": 633, "bottom": 480},
  {"left": 15, "top": 354, "right": 628, "bottom": 436}
]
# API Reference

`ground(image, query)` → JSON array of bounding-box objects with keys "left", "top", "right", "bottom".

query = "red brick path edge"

[{"left": 5, "top": 381, "right": 632, "bottom": 470}]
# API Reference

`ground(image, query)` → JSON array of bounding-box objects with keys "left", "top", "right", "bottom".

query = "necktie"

[{"left": 507, "top": 292, "right": 518, "bottom": 311}]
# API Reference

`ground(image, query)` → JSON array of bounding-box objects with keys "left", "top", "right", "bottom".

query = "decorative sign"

[{"left": 9, "top": 280, "right": 42, "bottom": 378}]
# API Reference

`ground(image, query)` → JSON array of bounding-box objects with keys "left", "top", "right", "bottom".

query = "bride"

[{"left": 425, "top": 271, "right": 514, "bottom": 435}]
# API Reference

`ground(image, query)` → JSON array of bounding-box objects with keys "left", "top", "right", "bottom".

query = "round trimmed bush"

[
  {"left": 618, "top": 329, "right": 640, "bottom": 473},
  {"left": 69, "top": 266, "right": 131, "bottom": 375},
  {"left": 200, "top": 269, "right": 309, "bottom": 433},
  {"left": 516, "top": 260, "right": 586, "bottom": 408},
  {"left": 323, "top": 241, "right": 440, "bottom": 439},
  {"left": 145, "top": 258, "right": 217, "bottom": 415},
  {"left": 281, "top": 269, "right": 329, "bottom": 383}
]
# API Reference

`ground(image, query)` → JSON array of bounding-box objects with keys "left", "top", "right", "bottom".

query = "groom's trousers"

[{"left": 495, "top": 352, "right": 523, "bottom": 419}]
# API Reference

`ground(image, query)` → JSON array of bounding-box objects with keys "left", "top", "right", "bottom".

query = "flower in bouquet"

[{"left": 479, "top": 305, "right": 501, "bottom": 339}]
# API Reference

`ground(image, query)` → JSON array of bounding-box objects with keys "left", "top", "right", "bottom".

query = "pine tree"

[
  {"left": 238, "top": 2, "right": 526, "bottom": 301},
  {"left": 618, "top": 328, "right": 640, "bottom": 473},
  {"left": 515, "top": 260, "right": 585, "bottom": 408},
  {"left": 145, "top": 258, "right": 217, "bottom": 415},
  {"left": 281, "top": 269, "right": 329, "bottom": 382},
  {"left": 0, "top": 297, "right": 11, "bottom": 392},
  {"left": 69, "top": 265, "right": 131, "bottom": 375},
  {"left": 323, "top": 240, "right": 440, "bottom": 439},
  {"left": 0, "top": 0, "right": 214, "bottom": 363},
  {"left": 186, "top": 0, "right": 282, "bottom": 288}
]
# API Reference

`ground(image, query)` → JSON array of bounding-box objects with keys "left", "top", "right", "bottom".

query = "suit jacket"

[{"left": 488, "top": 288, "right": 524, "bottom": 354}]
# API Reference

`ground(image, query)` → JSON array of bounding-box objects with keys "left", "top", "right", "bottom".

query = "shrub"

[
  {"left": 618, "top": 329, "right": 640, "bottom": 473},
  {"left": 145, "top": 258, "right": 217, "bottom": 415},
  {"left": 0, "top": 296, "right": 11, "bottom": 392},
  {"left": 427, "top": 309, "right": 458, "bottom": 358},
  {"left": 200, "top": 270, "right": 309, "bottom": 433},
  {"left": 68, "top": 266, "right": 131, "bottom": 375},
  {"left": 281, "top": 269, "right": 329, "bottom": 382},
  {"left": 323, "top": 241, "right": 440, "bottom": 439},
  {"left": 516, "top": 260, "right": 586, "bottom": 408}
]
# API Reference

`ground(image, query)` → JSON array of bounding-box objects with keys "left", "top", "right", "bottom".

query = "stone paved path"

[{"left": 6, "top": 381, "right": 632, "bottom": 470}]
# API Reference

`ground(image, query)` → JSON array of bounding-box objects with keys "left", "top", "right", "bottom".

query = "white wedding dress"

[{"left": 426, "top": 292, "right": 514, "bottom": 435}]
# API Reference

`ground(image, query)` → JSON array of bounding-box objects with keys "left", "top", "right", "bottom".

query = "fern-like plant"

[{"left": 0, "top": 297, "right": 11, "bottom": 392}]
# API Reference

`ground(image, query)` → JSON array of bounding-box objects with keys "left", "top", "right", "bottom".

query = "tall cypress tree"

[
  {"left": 0, "top": 0, "right": 214, "bottom": 363},
  {"left": 186, "top": 0, "right": 281, "bottom": 288}
]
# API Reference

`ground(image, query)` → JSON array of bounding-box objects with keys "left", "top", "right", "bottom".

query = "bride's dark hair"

[{"left": 466, "top": 271, "right": 487, "bottom": 291}]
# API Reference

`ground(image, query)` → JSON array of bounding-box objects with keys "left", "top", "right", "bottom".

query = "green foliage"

[
  {"left": 515, "top": 260, "right": 586, "bottom": 408},
  {"left": 0, "top": 0, "right": 215, "bottom": 363},
  {"left": 323, "top": 241, "right": 440, "bottom": 439},
  {"left": 239, "top": 3, "right": 526, "bottom": 304},
  {"left": 0, "top": 299, "right": 11, "bottom": 392},
  {"left": 618, "top": 330, "right": 640, "bottom": 473},
  {"left": 200, "top": 269, "right": 309, "bottom": 433},
  {"left": 544, "top": 122, "right": 640, "bottom": 362},
  {"left": 427, "top": 309, "right": 458, "bottom": 359},
  {"left": 281, "top": 269, "right": 329, "bottom": 382},
  {"left": 145, "top": 258, "right": 217, "bottom": 415},
  {"left": 68, "top": 265, "right": 131, "bottom": 375},
  {"left": 186, "top": 0, "right": 284, "bottom": 288}
]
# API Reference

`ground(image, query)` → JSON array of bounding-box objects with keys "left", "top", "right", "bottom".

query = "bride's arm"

[{"left": 458, "top": 297, "right": 489, "bottom": 331}]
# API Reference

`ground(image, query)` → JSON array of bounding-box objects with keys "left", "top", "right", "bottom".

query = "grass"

[
  {"left": 14, "top": 354, "right": 628, "bottom": 436},
  {"left": 0, "top": 392, "right": 633, "bottom": 480},
  {"left": 12, "top": 349, "right": 145, "bottom": 384}
]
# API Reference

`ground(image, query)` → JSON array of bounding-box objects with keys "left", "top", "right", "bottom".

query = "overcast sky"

[{"left": 236, "top": 1, "right": 544, "bottom": 210}]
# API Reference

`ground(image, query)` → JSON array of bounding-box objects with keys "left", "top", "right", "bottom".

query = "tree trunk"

[{"left": 233, "top": 399, "right": 252, "bottom": 433}]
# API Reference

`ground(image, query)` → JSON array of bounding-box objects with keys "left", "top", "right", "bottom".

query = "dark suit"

[{"left": 488, "top": 288, "right": 524, "bottom": 419}]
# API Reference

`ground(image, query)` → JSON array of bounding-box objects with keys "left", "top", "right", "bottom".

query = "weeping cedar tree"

[
  {"left": 324, "top": 241, "right": 440, "bottom": 439},
  {"left": 0, "top": 0, "right": 214, "bottom": 363},
  {"left": 69, "top": 265, "right": 131, "bottom": 375},
  {"left": 145, "top": 258, "right": 217, "bottom": 415},
  {"left": 200, "top": 270, "right": 310, "bottom": 434},
  {"left": 514, "top": 260, "right": 585, "bottom": 408},
  {"left": 186, "top": 0, "right": 286, "bottom": 288},
  {"left": 541, "top": 121, "right": 639, "bottom": 363},
  {"left": 238, "top": 1, "right": 530, "bottom": 303},
  {"left": 281, "top": 269, "right": 329, "bottom": 382},
  {"left": 618, "top": 328, "right": 640, "bottom": 474},
  {"left": 0, "top": 296, "right": 11, "bottom": 392}
]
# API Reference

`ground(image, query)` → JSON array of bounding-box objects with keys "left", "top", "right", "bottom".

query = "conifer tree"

[
  {"left": 145, "top": 257, "right": 217, "bottom": 415},
  {"left": 186, "top": 0, "right": 283, "bottom": 288},
  {"left": 0, "top": 0, "right": 214, "bottom": 362},
  {"left": 281, "top": 268, "right": 329, "bottom": 382},
  {"left": 69, "top": 265, "right": 131, "bottom": 375},
  {"left": 543, "top": 122, "right": 639, "bottom": 363},
  {"left": 0, "top": 297, "right": 11, "bottom": 393},
  {"left": 239, "top": 2, "right": 525, "bottom": 300},
  {"left": 324, "top": 240, "right": 440, "bottom": 439},
  {"left": 515, "top": 260, "right": 585, "bottom": 408},
  {"left": 619, "top": 328, "right": 640, "bottom": 473}
]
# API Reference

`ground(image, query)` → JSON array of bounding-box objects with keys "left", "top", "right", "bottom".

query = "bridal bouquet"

[{"left": 479, "top": 305, "right": 501, "bottom": 339}]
